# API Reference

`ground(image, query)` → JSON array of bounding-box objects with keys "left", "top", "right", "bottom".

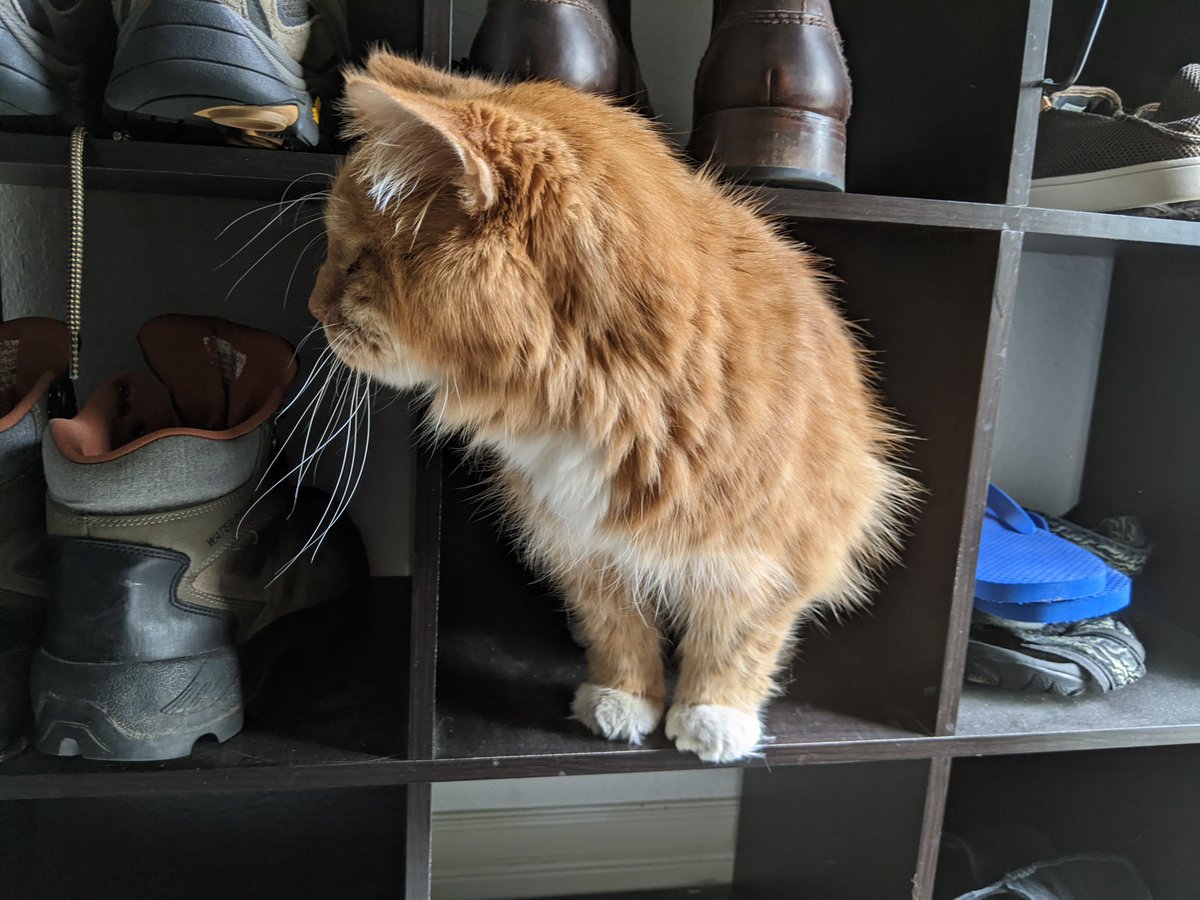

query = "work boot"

[
  {"left": 690, "top": 0, "right": 852, "bottom": 190},
  {"left": 32, "top": 314, "right": 368, "bottom": 761},
  {"left": 468, "top": 0, "right": 652, "bottom": 114},
  {"left": 105, "top": 0, "right": 351, "bottom": 147},
  {"left": 0, "top": 317, "right": 70, "bottom": 758}
]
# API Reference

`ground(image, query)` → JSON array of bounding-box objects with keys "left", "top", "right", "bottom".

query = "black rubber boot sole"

[
  {"left": 31, "top": 646, "right": 243, "bottom": 761},
  {"left": 964, "top": 639, "right": 1089, "bottom": 697},
  {"left": 104, "top": 0, "right": 319, "bottom": 147}
]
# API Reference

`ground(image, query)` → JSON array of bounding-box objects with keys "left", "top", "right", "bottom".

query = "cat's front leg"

[
  {"left": 561, "top": 563, "right": 666, "bottom": 745},
  {"left": 666, "top": 598, "right": 804, "bottom": 763}
]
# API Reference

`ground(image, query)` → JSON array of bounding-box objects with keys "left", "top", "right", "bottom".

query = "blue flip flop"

[
  {"left": 976, "top": 485, "right": 1108, "bottom": 604},
  {"left": 975, "top": 567, "right": 1132, "bottom": 624}
]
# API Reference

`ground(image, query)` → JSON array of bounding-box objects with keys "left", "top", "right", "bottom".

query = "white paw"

[
  {"left": 665, "top": 704, "right": 762, "bottom": 763},
  {"left": 571, "top": 683, "right": 662, "bottom": 745}
]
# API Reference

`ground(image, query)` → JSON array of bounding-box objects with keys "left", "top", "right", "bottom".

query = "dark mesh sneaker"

[
  {"left": 32, "top": 315, "right": 368, "bottom": 761},
  {"left": 1031, "top": 65, "right": 1200, "bottom": 214},
  {"left": 0, "top": 0, "right": 115, "bottom": 128},
  {"left": 0, "top": 318, "right": 69, "bottom": 759},
  {"left": 105, "top": 0, "right": 350, "bottom": 147}
]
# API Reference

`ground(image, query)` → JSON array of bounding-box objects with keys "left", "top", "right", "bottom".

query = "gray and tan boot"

[
  {"left": 32, "top": 314, "right": 368, "bottom": 761},
  {"left": 0, "top": 317, "right": 70, "bottom": 759}
]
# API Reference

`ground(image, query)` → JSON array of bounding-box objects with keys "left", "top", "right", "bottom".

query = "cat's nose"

[{"left": 308, "top": 293, "right": 328, "bottom": 323}]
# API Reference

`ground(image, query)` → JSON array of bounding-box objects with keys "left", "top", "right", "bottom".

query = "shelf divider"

[{"left": 1007, "top": 0, "right": 1054, "bottom": 206}]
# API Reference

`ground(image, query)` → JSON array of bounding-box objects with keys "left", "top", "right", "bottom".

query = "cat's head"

[{"left": 308, "top": 51, "right": 689, "bottom": 402}]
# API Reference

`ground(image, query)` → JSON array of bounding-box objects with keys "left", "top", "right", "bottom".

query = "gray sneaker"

[
  {"left": 0, "top": 0, "right": 116, "bottom": 126},
  {"left": 0, "top": 317, "right": 69, "bottom": 759},
  {"left": 105, "top": 0, "right": 350, "bottom": 147},
  {"left": 32, "top": 314, "right": 368, "bottom": 761},
  {"left": 1031, "top": 65, "right": 1200, "bottom": 213}
]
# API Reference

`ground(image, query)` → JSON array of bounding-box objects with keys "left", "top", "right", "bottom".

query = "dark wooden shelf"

[
  {"left": 763, "top": 187, "right": 1200, "bottom": 248},
  {"left": 0, "top": 132, "right": 337, "bottom": 200}
]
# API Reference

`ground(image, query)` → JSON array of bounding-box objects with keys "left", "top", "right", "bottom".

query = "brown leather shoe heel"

[
  {"left": 690, "top": 0, "right": 851, "bottom": 190},
  {"left": 468, "top": 0, "right": 651, "bottom": 113}
]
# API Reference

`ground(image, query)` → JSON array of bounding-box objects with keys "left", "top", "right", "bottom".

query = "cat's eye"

[{"left": 343, "top": 252, "right": 364, "bottom": 278}]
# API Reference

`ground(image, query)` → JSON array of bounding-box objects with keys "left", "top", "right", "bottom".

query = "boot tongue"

[
  {"left": 1143, "top": 64, "right": 1200, "bottom": 122},
  {"left": 137, "top": 315, "right": 298, "bottom": 431},
  {"left": 49, "top": 371, "right": 180, "bottom": 459}
]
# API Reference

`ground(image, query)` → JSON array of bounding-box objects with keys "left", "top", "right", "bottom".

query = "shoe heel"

[
  {"left": 690, "top": 107, "right": 847, "bottom": 191},
  {"left": 104, "top": 0, "right": 318, "bottom": 146},
  {"left": 31, "top": 647, "right": 243, "bottom": 761}
]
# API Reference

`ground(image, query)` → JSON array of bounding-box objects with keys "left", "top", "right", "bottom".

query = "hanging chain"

[{"left": 67, "top": 126, "right": 86, "bottom": 380}]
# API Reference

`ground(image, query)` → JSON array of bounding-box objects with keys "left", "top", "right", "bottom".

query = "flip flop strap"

[{"left": 987, "top": 483, "right": 1038, "bottom": 534}]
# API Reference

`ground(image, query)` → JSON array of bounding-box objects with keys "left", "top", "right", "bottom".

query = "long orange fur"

[{"left": 308, "top": 51, "right": 919, "bottom": 762}]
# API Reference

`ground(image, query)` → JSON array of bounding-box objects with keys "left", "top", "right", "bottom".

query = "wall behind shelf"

[
  {"left": 990, "top": 247, "right": 1114, "bottom": 514},
  {"left": 0, "top": 184, "right": 413, "bottom": 576}
]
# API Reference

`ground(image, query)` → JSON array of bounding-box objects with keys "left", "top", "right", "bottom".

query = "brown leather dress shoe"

[
  {"left": 467, "top": 0, "right": 651, "bottom": 113},
  {"left": 690, "top": 0, "right": 851, "bottom": 190}
]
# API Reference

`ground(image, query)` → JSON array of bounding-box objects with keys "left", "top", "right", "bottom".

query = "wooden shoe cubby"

[{"left": 2, "top": 1, "right": 1200, "bottom": 897}]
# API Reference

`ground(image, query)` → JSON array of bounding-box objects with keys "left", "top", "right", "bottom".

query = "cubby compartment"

[
  {"left": 956, "top": 236, "right": 1200, "bottom": 744},
  {"left": 0, "top": 190, "right": 413, "bottom": 789},
  {"left": 936, "top": 745, "right": 1200, "bottom": 899},
  {"left": 735, "top": 759, "right": 934, "bottom": 898},
  {"left": 0, "top": 786, "right": 412, "bottom": 898},
  {"left": 431, "top": 771, "right": 741, "bottom": 898},
  {"left": 429, "top": 220, "right": 1009, "bottom": 768}
]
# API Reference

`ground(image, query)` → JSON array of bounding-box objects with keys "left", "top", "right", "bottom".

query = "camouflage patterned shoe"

[
  {"left": 0, "top": 318, "right": 70, "bottom": 758},
  {"left": 32, "top": 314, "right": 367, "bottom": 761}
]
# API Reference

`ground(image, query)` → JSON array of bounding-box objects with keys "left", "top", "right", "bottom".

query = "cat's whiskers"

[
  {"left": 224, "top": 214, "right": 326, "bottom": 303},
  {"left": 216, "top": 190, "right": 328, "bottom": 267},
  {"left": 238, "top": 336, "right": 353, "bottom": 537},
  {"left": 284, "top": 229, "right": 329, "bottom": 308},
  {"left": 216, "top": 188, "right": 327, "bottom": 244}
]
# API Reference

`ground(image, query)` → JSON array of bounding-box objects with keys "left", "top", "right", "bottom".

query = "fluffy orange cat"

[{"left": 308, "top": 51, "right": 918, "bottom": 762}]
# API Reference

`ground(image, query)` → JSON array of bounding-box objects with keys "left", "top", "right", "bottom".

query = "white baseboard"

[{"left": 431, "top": 797, "right": 739, "bottom": 900}]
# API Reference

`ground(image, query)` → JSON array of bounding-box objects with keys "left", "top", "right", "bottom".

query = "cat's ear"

[
  {"left": 343, "top": 76, "right": 497, "bottom": 213},
  {"left": 362, "top": 49, "right": 494, "bottom": 98}
]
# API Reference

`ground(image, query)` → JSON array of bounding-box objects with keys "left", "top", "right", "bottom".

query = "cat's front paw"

[
  {"left": 572, "top": 683, "right": 663, "bottom": 745},
  {"left": 665, "top": 704, "right": 762, "bottom": 763}
]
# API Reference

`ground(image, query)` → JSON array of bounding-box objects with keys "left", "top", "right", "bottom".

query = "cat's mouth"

[{"left": 322, "top": 320, "right": 374, "bottom": 373}]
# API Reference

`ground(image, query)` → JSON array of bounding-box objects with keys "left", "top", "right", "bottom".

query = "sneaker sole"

[
  {"left": 964, "top": 639, "right": 1088, "bottom": 697},
  {"left": 1030, "top": 156, "right": 1200, "bottom": 212},
  {"left": 0, "top": 8, "right": 73, "bottom": 118},
  {"left": 31, "top": 646, "right": 244, "bottom": 761},
  {"left": 104, "top": 0, "right": 319, "bottom": 147}
]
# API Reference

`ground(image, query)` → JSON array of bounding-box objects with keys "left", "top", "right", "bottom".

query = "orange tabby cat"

[{"left": 308, "top": 51, "right": 918, "bottom": 762}]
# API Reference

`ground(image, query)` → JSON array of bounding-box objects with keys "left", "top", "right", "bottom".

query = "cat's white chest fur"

[{"left": 490, "top": 433, "right": 612, "bottom": 540}]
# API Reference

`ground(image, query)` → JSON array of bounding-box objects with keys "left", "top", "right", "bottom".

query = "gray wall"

[{"left": 990, "top": 247, "right": 1114, "bottom": 515}]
